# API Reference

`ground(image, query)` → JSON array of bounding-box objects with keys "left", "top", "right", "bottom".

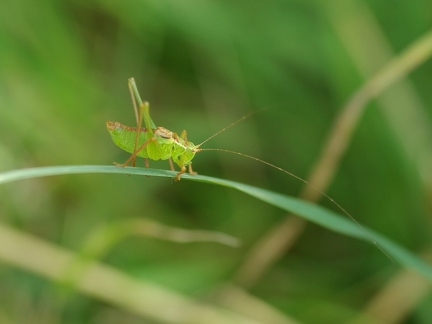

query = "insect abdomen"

[{"left": 106, "top": 121, "right": 150, "bottom": 158}]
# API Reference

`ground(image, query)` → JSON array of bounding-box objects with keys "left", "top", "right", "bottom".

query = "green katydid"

[
  {"left": 106, "top": 78, "right": 199, "bottom": 181},
  {"left": 106, "top": 78, "right": 391, "bottom": 260}
]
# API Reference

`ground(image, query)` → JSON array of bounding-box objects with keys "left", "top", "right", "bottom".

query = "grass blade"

[{"left": 1, "top": 165, "right": 431, "bottom": 280}]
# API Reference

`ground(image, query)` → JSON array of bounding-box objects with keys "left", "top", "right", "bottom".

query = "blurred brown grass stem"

[
  {"left": 349, "top": 254, "right": 432, "bottom": 324},
  {"left": 234, "top": 28, "right": 432, "bottom": 288},
  {"left": 0, "top": 224, "right": 261, "bottom": 324}
]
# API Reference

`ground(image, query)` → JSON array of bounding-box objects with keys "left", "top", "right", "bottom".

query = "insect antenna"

[
  {"left": 198, "top": 147, "right": 393, "bottom": 261},
  {"left": 196, "top": 107, "right": 270, "bottom": 148}
]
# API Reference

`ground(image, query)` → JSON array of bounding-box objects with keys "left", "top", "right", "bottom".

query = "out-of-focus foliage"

[{"left": 0, "top": 0, "right": 431, "bottom": 323}]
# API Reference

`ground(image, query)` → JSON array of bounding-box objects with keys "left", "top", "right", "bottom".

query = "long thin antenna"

[
  {"left": 197, "top": 108, "right": 269, "bottom": 148},
  {"left": 199, "top": 147, "right": 393, "bottom": 262}
]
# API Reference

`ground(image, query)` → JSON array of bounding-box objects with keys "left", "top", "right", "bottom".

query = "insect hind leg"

[
  {"left": 168, "top": 158, "right": 175, "bottom": 171},
  {"left": 114, "top": 137, "right": 155, "bottom": 168}
]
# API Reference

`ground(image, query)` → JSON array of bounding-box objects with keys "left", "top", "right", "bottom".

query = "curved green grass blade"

[{"left": 1, "top": 165, "right": 431, "bottom": 280}]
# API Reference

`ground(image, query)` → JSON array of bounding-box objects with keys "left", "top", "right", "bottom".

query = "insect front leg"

[
  {"left": 179, "top": 130, "right": 197, "bottom": 176},
  {"left": 188, "top": 164, "right": 197, "bottom": 176},
  {"left": 173, "top": 163, "right": 197, "bottom": 181},
  {"left": 174, "top": 166, "right": 187, "bottom": 181}
]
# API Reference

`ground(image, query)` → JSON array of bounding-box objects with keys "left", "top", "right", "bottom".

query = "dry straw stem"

[
  {"left": 59, "top": 218, "right": 240, "bottom": 288},
  {"left": 327, "top": 3, "right": 432, "bottom": 321},
  {"left": 234, "top": 23, "right": 432, "bottom": 287},
  {"left": 328, "top": 1, "right": 432, "bottom": 184},
  {"left": 214, "top": 283, "right": 301, "bottom": 324},
  {"left": 348, "top": 253, "right": 432, "bottom": 324},
  {"left": 0, "top": 224, "right": 264, "bottom": 324}
]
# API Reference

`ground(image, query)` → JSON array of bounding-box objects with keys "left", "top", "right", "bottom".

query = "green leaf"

[{"left": 1, "top": 165, "right": 431, "bottom": 280}]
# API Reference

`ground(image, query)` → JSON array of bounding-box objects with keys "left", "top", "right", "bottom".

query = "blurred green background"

[{"left": 1, "top": 0, "right": 432, "bottom": 323}]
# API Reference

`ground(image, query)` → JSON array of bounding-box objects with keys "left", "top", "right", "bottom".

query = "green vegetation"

[{"left": 1, "top": 1, "right": 432, "bottom": 323}]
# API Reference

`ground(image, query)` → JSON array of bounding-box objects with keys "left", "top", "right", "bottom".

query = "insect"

[
  {"left": 106, "top": 78, "right": 199, "bottom": 181},
  {"left": 106, "top": 78, "right": 391, "bottom": 260}
]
